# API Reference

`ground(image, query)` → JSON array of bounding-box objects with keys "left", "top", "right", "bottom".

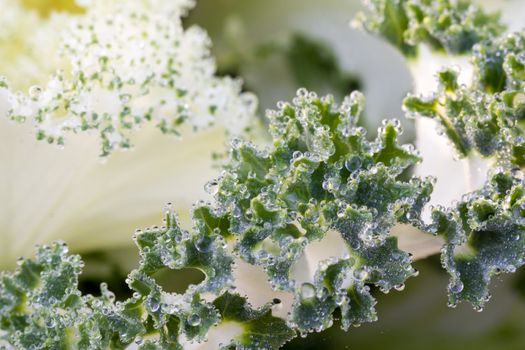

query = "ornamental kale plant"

[
  {"left": 1, "top": 0, "right": 525, "bottom": 349},
  {"left": 0, "top": 0, "right": 258, "bottom": 268}
]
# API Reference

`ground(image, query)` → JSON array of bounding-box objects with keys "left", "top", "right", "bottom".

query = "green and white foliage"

[
  {"left": 404, "top": 31, "right": 525, "bottom": 309},
  {"left": 0, "top": 217, "right": 294, "bottom": 349},
  {"left": 355, "top": 1, "right": 509, "bottom": 217},
  {"left": 0, "top": 0, "right": 260, "bottom": 270},
  {"left": 404, "top": 32, "right": 525, "bottom": 162},
  {"left": 0, "top": 90, "right": 433, "bottom": 348},
  {"left": 0, "top": 0, "right": 256, "bottom": 155},
  {"left": 362, "top": 0, "right": 525, "bottom": 310},
  {"left": 214, "top": 89, "right": 431, "bottom": 333},
  {"left": 356, "top": 0, "right": 505, "bottom": 57},
  {"left": 429, "top": 169, "right": 525, "bottom": 310},
  {"left": 3, "top": 0, "right": 525, "bottom": 348}
]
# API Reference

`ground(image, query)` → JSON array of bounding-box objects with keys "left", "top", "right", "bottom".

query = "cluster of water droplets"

[
  {"left": 397, "top": 26, "right": 525, "bottom": 311},
  {"left": 429, "top": 168, "right": 525, "bottom": 309},
  {"left": 194, "top": 89, "right": 432, "bottom": 338},
  {"left": 0, "top": 88, "right": 438, "bottom": 348},
  {"left": 360, "top": 0, "right": 505, "bottom": 57},
  {"left": 0, "top": 0, "right": 256, "bottom": 155}
]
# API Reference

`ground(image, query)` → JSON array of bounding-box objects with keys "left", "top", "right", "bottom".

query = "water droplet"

[
  {"left": 148, "top": 298, "right": 160, "bottom": 312},
  {"left": 188, "top": 313, "right": 201, "bottom": 327},
  {"left": 512, "top": 204, "right": 522, "bottom": 220},
  {"left": 194, "top": 236, "right": 214, "bottom": 253},
  {"left": 232, "top": 206, "right": 241, "bottom": 218},
  {"left": 45, "top": 318, "right": 56, "bottom": 328},
  {"left": 450, "top": 281, "right": 464, "bottom": 294},
  {"left": 29, "top": 85, "right": 42, "bottom": 99},
  {"left": 353, "top": 268, "right": 368, "bottom": 281},
  {"left": 394, "top": 283, "right": 405, "bottom": 291},
  {"left": 297, "top": 88, "right": 308, "bottom": 98},
  {"left": 205, "top": 181, "right": 219, "bottom": 195},
  {"left": 300, "top": 283, "right": 316, "bottom": 301},
  {"left": 474, "top": 306, "right": 484, "bottom": 313},
  {"left": 120, "top": 93, "right": 132, "bottom": 103},
  {"left": 335, "top": 294, "right": 346, "bottom": 306},
  {"left": 345, "top": 156, "right": 362, "bottom": 172}
]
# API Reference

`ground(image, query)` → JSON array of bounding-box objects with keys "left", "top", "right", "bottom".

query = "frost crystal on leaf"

[{"left": 0, "top": 0, "right": 257, "bottom": 155}]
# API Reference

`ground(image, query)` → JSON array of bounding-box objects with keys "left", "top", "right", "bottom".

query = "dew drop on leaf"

[
  {"left": 449, "top": 281, "right": 464, "bottom": 294},
  {"left": 188, "top": 313, "right": 202, "bottom": 327},
  {"left": 195, "top": 236, "right": 214, "bottom": 253},
  {"left": 300, "top": 283, "right": 316, "bottom": 301}
]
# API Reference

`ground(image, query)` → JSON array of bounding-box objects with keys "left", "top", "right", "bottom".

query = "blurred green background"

[{"left": 184, "top": 0, "right": 414, "bottom": 143}]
